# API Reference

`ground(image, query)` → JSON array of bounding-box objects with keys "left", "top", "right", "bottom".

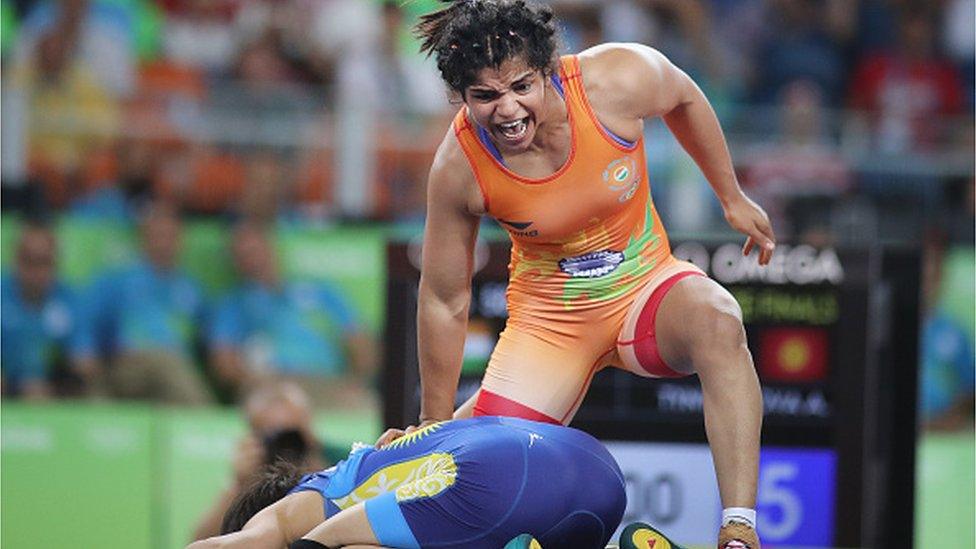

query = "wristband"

[
  {"left": 289, "top": 539, "right": 331, "bottom": 549},
  {"left": 721, "top": 507, "right": 757, "bottom": 529}
]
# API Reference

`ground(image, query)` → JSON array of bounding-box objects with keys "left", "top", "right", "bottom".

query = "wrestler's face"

[{"left": 464, "top": 56, "right": 548, "bottom": 153}]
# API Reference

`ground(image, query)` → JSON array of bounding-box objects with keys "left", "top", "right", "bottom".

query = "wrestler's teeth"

[{"left": 498, "top": 118, "right": 528, "bottom": 139}]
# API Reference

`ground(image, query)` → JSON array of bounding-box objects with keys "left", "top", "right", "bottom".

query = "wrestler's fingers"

[
  {"left": 748, "top": 224, "right": 775, "bottom": 265},
  {"left": 375, "top": 428, "right": 407, "bottom": 448},
  {"left": 757, "top": 216, "right": 777, "bottom": 246},
  {"left": 756, "top": 222, "right": 776, "bottom": 257},
  {"left": 752, "top": 223, "right": 775, "bottom": 253},
  {"left": 742, "top": 235, "right": 756, "bottom": 257}
]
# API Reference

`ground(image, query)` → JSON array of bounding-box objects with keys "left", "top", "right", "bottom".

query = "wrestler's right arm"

[
  {"left": 416, "top": 131, "right": 482, "bottom": 425},
  {"left": 186, "top": 492, "right": 323, "bottom": 549}
]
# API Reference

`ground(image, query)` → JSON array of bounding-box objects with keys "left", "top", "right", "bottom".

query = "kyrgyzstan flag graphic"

[{"left": 758, "top": 327, "right": 829, "bottom": 383}]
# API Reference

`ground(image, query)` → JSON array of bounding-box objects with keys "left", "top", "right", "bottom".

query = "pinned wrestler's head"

[
  {"left": 221, "top": 461, "right": 304, "bottom": 535},
  {"left": 416, "top": 0, "right": 560, "bottom": 154}
]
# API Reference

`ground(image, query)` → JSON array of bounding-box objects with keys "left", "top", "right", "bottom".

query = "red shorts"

[{"left": 474, "top": 257, "right": 705, "bottom": 424}]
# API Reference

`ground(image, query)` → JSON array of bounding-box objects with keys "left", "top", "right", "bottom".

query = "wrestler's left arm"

[{"left": 583, "top": 43, "right": 776, "bottom": 265}]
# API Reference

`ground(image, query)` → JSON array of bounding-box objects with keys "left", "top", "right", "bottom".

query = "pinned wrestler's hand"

[
  {"left": 374, "top": 419, "right": 442, "bottom": 448},
  {"left": 375, "top": 426, "right": 409, "bottom": 448},
  {"left": 718, "top": 522, "right": 761, "bottom": 549}
]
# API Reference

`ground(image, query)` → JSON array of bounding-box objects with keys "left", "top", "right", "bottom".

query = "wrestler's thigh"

[
  {"left": 654, "top": 276, "right": 744, "bottom": 374},
  {"left": 480, "top": 325, "right": 610, "bottom": 423},
  {"left": 304, "top": 501, "right": 379, "bottom": 547},
  {"left": 345, "top": 488, "right": 510, "bottom": 549}
]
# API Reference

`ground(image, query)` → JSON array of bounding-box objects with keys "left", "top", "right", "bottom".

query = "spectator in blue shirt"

[
  {"left": 208, "top": 223, "right": 376, "bottom": 406},
  {"left": 73, "top": 201, "right": 213, "bottom": 404},
  {"left": 919, "top": 219, "right": 974, "bottom": 431},
  {"left": 1, "top": 221, "right": 81, "bottom": 399},
  {"left": 921, "top": 311, "right": 975, "bottom": 430}
]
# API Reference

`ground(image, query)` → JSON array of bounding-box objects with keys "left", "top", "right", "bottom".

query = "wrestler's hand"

[
  {"left": 375, "top": 426, "right": 408, "bottom": 448},
  {"left": 722, "top": 194, "right": 776, "bottom": 266},
  {"left": 718, "top": 522, "right": 761, "bottom": 549},
  {"left": 375, "top": 419, "right": 442, "bottom": 448}
]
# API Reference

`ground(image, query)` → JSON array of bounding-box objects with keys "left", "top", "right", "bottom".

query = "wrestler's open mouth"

[{"left": 495, "top": 116, "right": 531, "bottom": 142}]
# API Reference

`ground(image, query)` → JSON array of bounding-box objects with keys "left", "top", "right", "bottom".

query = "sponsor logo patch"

[
  {"left": 498, "top": 218, "right": 538, "bottom": 237},
  {"left": 558, "top": 250, "right": 625, "bottom": 278},
  {"left": 498, "top": 218, "right": 533, "bottom": 231}
]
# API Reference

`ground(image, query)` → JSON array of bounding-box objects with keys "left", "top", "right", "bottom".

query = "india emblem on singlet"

[{"left": 603, "top": 157, "right": 640, "bottom": 202}]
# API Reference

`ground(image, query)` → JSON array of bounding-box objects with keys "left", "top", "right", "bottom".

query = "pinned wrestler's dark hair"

[
  {"left": 220, "top": 460, "right": 305, "bottom": 535},
  {"left": 415, "top": 0, "right": 559, "bottom": 94}
]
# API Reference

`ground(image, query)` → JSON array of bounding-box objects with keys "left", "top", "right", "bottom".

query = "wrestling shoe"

[
  {"left": 503, "top": 534, "right": 542, "bottom": 549},
  {"left": 618, "top": 522, "right": 687, "bottom": 549},
  {"left": 718, "top": 521, "right": 760, "bottom": 549}
]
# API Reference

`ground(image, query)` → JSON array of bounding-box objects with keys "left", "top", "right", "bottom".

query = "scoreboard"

[{"left": 382, "top": 239, "right": 921, "bottom": 547}]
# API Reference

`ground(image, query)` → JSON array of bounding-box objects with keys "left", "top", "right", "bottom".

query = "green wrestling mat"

[
  {"left": 915, "top": 430, "right": 976, "bottom": 549},
  {"left": 0, "top": 404, "right": 971, "bottom": 548},
  {"left": 0, "top": 402, "right": 380, "bottom": 549}
]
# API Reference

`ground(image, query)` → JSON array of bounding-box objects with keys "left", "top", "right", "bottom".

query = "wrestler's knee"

[
  {"left": 699, "top": 298, "right": 745, "bottom": 348},
  {"left": 685, "top": 288, "right": 749, "bottom": 366}
]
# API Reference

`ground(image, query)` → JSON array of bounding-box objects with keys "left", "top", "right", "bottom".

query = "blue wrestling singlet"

[{"left": 289, "top": 416, "right": 626, "bottom": 549}]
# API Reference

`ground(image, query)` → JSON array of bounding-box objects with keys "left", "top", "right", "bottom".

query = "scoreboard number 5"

[{"left": 758, "top": 462, "right": 802, "bottom": 540}]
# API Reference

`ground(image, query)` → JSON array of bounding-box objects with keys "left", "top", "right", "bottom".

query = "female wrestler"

[{"left": 388, "top": 2, "right": 775, "bottom": 547}]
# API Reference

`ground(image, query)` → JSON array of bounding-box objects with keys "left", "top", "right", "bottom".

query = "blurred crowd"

[
  {"left": 1, "top": 0, "right": 972, "bottom": 224},
  {"left": 2, "top": 0, "right": 449, "bottom": 222},
  {"left": 1, "top": 0, "right": 972, "bottom": 427},
  {"left": 1, "top": 204, "right": 379, "bottom": 407}
]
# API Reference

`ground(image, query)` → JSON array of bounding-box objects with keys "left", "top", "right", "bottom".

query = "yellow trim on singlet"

[
  {"left": 331, "top": 451, "right": 458, "bottom": 509},
  {"left": 385, "top": 421, "right": 446, "bottom": 451}
]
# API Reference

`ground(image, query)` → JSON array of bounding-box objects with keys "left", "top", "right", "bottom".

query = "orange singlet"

[{"left": 454, "top": 55, "right": 704, "bottom": 424}]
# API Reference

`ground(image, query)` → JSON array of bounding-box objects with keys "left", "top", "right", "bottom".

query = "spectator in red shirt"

[{"left": 849, "top": 6, "right": 964, "bottom": 153}]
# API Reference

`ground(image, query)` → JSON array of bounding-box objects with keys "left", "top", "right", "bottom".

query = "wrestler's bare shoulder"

[
  {"left": 577, "top": 43, "right": 677, "bottom": 124},
  {"left": 429, "top": 124, "right": 486, "bottom": 217}
]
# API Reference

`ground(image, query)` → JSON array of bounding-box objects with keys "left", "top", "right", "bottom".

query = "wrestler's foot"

[
  {"left": 618, "top": 522, "right": 687, "bottom": 549},
  {"left": 503, "top": 533, "right": 542, "bottom": 549},
  {"left": 718, "top": 521, "right": 760, "bottom": 549}
]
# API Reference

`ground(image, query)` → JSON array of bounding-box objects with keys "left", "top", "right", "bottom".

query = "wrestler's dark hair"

[
  {"left": 220, "top": 460, "right": 305, "bottom": 535},
  {"left": 415, "top": 0, "right": 559, "bottom": 94}
]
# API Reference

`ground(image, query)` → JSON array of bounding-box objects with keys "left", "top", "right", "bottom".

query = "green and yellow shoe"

[
  {"left": 618, "top": 522, "right": 687, "bottom": 549},
  {"left": 503, "top": 533, "right": 542, "bottom": 549}
]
